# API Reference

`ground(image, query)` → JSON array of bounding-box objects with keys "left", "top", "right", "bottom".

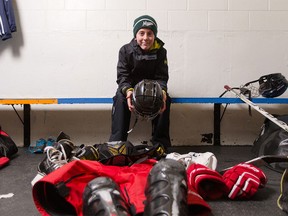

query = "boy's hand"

[
  {"left": 159, "top": 90, "right": 167, "bottom": 113},
  {"left": 126, "top": 90, "right": 134, "bottom": 111}
]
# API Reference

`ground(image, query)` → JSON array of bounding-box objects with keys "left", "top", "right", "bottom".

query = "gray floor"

[{"left": 0, "top": 146, "right": 287, "bottom": 216}]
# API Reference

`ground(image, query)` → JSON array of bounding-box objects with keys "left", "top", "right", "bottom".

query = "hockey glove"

[
  {"left": 187, "top": 163, "right": 228, "bottom": 200},
  {"left": 222, "top": 163, "right": 267, "bottom": 199}
]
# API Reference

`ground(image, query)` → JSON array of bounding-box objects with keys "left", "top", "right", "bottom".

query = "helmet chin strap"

[{"left": 127, "top": 118, "right": 138, "bottom": 134}]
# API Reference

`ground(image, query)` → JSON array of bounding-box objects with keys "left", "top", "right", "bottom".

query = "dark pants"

[{"left": 109, "top": 91, "right": 171, "bottom": 149}]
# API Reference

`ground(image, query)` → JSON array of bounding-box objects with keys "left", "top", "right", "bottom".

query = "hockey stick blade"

[
  {"left": 219, "top": 155, "right": 288, "bottom": 174},
  {"left": 224, "top": 85, "right": 288, "bottom": 133}
]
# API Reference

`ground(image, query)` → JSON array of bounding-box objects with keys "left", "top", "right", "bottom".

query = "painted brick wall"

[{"left": 1, "top": 0, "right": 288, "bottom": 146}]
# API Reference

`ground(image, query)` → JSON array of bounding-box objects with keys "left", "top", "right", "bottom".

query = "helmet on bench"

[{"left": 259, "top": 73, "right": 288, "bottom": 98}]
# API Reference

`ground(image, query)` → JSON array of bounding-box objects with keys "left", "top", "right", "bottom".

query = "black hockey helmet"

[
  {"left": 132, "top": 79, "right": 163, "bottom": 120},
  {"left": 258, "top": 73, "right": 288, "bottom": 98}
]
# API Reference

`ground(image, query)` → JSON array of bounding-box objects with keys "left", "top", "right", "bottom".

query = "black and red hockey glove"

[
  {"left": 187, "top": 163, "right": 228, "bottom": 200},
  {"left": 222, "top": 163, "right": 267, "bottom": 199}
]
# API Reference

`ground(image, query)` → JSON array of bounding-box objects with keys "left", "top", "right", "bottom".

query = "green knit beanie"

[{"left": 133, "top": 15, "right": 158, "bottom": 37}]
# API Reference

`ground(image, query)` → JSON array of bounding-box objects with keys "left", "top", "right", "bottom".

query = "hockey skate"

[{"left": 31, "top": 138, "right": 75, "bottom": 186}]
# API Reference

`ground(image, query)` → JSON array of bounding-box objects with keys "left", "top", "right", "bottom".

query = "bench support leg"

[
  {"left": 214, "top": 103, "right": 221, "bottom": 146},
  {"left": 23, "top": 104, "right": 31, "bottom": 147}
]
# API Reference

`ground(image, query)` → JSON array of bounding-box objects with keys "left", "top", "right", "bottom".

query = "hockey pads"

[
  {"left": 222, "top": 163, "right": 267, "bottom": 199},
  {"left": 93, "top": 141, "right": 165, "bottom": 166},
  {"left": 74, "top": 144, "right": 99, "bottom": 161},
  {"left": 187, "top": 163, "right": 228, "bottom": 200},
  {"left": 144, "top": 159, "right": 189, "bottom": 216},
  {"left": 82, "top": 177, "right": 130, "bottom": 216}
]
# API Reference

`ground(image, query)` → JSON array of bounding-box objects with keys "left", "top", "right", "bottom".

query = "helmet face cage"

[
  {"left": 132, "top": 79, "right": 163, "bottom": 121},
  {"left": 258, "top": 73, "right": 288, "bottom": 98}
]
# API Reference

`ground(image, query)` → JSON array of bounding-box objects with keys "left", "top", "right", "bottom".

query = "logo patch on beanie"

[{"left": 142, "top": 21, "right": 154, "bottom": 27}]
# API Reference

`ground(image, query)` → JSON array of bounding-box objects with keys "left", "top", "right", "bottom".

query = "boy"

[{"left": 109, "top": 15, "right": 171, "bottom": 150}]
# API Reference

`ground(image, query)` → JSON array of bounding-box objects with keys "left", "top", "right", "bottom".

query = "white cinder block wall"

[{"left": 1, "top": 0, "right": 288, "bottom": 146}]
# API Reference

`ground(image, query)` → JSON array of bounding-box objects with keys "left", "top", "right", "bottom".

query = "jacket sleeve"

[
  {"left": 154, "top": 48, "right": 169, "bottom": 92},
  {"left": 116, "top": 46, "right": 133, "bottom": 95},
  {"left": 0, "top": 0, "right": 17, "bottom": 41},
  {"left": 5, "top": 0, "right": 17, "bottom": 32}
]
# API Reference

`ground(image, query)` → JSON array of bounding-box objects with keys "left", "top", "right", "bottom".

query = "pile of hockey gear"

[
  {"left": 31, "top": 132, "right": 166, "bottom": 186},
  {"left": 31, "top": 131, "right": 278, "bottom": 215},
  {"left": 32, "top": 141, "right": 274, "bottom": 216}
]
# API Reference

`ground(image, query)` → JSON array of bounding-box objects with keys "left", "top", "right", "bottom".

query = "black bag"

[
  {"left": 252, "top": 115, "right": 288, "bottom": 172},
  {"left": 93, "top": 141, "right": 166, "bottom": 166},
  {"left": 0, "top": 127, "right": 18, "bottom": 158}
]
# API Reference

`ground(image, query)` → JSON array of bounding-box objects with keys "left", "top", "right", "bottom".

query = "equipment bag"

[
  {"left": 0, "top": 127, "right": 18, "bottom": 168},
  {"left": 0, "top": 128, "right": 18, "bottom": 158},
  {"left": 252, "top": 115, "right": 288, "bottom": 172}
]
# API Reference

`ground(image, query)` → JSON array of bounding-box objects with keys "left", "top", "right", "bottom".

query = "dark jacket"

[
  {"left": 0, "top": 0, "right": 17, "bottom": 41},
  {"left": 116, "top": 38, "right": 169, "bottom": 95}
]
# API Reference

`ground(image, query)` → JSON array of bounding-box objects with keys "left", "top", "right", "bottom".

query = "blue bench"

[{"left": 2, "top": 97, "right": 288, "bottom": 147}]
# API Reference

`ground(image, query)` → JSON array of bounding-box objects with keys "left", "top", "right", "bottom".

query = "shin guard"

[
  {"left": 82, "top": 177, "right": 130, "bottom": 216},
  {"left": 144, "top": 159, "right": 188, "bottom": 216}
]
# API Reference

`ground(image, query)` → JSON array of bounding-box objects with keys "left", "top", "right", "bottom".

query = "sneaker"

[
  {"left": 165, "top": 152, "right": 217, "bottom": 170},
  {"left": 31, "top": 139, "right": 75, "bottom": 186},
  {"left": 28, "top": 138, "right": 47, "bottom": 154}
]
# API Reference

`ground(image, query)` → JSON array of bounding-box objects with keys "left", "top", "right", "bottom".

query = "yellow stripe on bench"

[{"left": 0, "top": 99, "right": 58, "bottom": 104}]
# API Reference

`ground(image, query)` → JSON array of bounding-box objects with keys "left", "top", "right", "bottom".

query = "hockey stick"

[
  {"left": 224, "top": 85, "right": 288, "bottom": 133},
  {"left": 219, "top": 155, "right": 288, "bottom": 174}
]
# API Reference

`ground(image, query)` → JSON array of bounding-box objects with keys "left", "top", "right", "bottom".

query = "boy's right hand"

[{"left": 126, "top": 90, "right": 134, "bottom": 111}]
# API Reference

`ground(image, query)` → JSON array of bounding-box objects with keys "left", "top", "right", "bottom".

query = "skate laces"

[
  {"left": 44, "top": 145, "right": 68, "bottom": 169},
  {"left": 166, "top": 152, "right": 217, "bottom": 170}
]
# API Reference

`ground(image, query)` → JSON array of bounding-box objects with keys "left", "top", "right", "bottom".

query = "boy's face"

[{"left": 135, "top": 28, "right": 155, "bottom": 51}]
